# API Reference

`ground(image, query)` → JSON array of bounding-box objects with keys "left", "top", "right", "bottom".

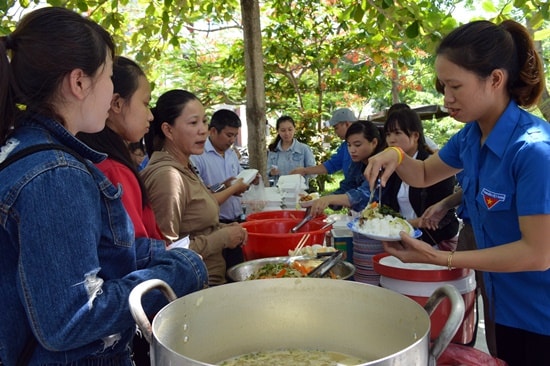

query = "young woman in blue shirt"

[
  {"left": 365, "top": 19, "right": 550, "bottom": 365},
  {"left": 267, "top": 115, "right": 316, "bottom": 186},
  {"left": 309, "top": 120, "right": 385, "bottom": 215}
]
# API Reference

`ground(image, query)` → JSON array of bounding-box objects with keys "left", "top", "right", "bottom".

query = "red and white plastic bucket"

[{"left": 374, "top": 253, "right": 477, "bottom": 345}]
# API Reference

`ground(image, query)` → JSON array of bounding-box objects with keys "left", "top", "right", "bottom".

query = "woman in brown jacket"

[{"left": 141, "top": 89, "right": 247, "bottom": 285}]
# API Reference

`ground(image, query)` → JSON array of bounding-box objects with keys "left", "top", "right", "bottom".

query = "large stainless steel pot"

[{"left": 129, "top": 278, "right": 464, "bottom": 366}]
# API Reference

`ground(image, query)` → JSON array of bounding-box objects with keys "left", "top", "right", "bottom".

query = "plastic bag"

[
  {"left": 242, "top": 175, "right": 267, "bottom": 213},
  {"left": 436, "top": 343, "right": 507, "bottom": 366}
]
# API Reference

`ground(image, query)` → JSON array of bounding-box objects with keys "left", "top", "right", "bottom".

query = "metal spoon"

[
  {"left": 319, "top": 218, "right": 335, "bottom": 231},
  {"left": 367, "top": 172, "right": 381, "bottom": 206},
  {"left": 378, "top": 175, "right": 382, "bottom": 207}
]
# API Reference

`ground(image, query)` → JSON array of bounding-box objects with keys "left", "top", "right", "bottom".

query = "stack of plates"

[
  {"left": 277, "top": 174, "right": 308, "bottom": 208},
  {"left": 277, "top": 174, "right": 308, "bottom": 191},
  {"left": 351, "top": 232, "right": 384, "bottom": 286}
]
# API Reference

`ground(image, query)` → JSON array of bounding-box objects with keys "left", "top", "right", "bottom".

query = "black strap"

[
  {"left": 1, "top": 143, "right": 87, "bottom": 365},
  {"left": 0, "top": 143, "right": 86, "bottom": 171}
]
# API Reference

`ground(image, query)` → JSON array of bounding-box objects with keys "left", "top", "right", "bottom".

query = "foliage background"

[{"left": 1, "top": 0, "right": 549, "bottom": 189}]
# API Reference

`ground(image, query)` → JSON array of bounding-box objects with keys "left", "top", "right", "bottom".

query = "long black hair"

[
  {"left": 345, "top": 120, "right": 386, "bottom": 156},
  {"left": 144, "top": 89, "right": 200, "bottom": 157},
  {"left": 384, "top": 108, "right": 432, "bottom": 154},
  {"left": 435, "top": 19, "right": 544, "bottom": 108},
  {"left": 0, "top": 7, "right": 115, "bottom": 144},
  {"left": 268, "top": 115, "right": 295, "bottom": 152},
  {"left": 77, "top": 56, "right": 149, "bottom": 207}
]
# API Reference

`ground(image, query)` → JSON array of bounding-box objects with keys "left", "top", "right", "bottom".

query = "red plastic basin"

[
  {"left": 246, "top": 210, "right": 326, "bottom": 221},
  {"left": 240, "top": 218, "right": 330, "bottom": 260}
]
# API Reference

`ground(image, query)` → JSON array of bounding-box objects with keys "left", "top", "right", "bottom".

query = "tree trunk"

[
  {"left": 241, "top": 0, "right": 268, "bottom": 184},
  {"left": 391, "top": 59, "right": 400, "bottom": 104}
]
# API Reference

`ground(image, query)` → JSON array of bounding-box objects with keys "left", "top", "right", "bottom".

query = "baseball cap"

[{"left": 327, "top": 108, "right": 358, "bottom": 127}]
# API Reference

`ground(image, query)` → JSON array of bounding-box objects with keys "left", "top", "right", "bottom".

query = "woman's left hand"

[{"left": 383, "top": 233, "right": 437, "bottom": 265}]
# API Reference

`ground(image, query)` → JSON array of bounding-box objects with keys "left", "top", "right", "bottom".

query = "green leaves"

[
  {"left": 1, "top": 0, "right": 548, "bottom": 152},
  {"left": 405, "top": 20, "right": 419, "bottom": 38}
]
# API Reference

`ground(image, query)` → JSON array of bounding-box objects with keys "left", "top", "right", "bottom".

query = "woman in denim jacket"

[
  {"left": 309, "top": 120, "right": 386, "bottom": 216},
  {"left": 0, "top": 8, "right": 208, "bottom": 365}
]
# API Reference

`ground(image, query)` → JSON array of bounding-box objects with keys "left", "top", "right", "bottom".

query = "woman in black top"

[{"left": 383, "top": 108, "right": 459, "bottom": 249}]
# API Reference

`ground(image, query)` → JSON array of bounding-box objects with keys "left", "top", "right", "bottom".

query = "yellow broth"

[{"left": 218, "top": 349, "right": 366, "bottom": 365}]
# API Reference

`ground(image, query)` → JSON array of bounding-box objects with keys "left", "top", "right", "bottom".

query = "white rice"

[{"left": 355, "top": 216, "right": 413, "bottom": 238}]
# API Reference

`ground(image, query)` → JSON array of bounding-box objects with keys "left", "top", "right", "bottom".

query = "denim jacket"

[
  {"left": 266, "top": 139, "right": 316, "bottom": 185},
  {"left": 0, "top": 115, "right": 208, "bottom": 365}
]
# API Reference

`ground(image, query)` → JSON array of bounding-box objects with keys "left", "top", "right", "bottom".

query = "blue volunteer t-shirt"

[{"left": 439, "top": 100, "right": 550, "bottom": 335}]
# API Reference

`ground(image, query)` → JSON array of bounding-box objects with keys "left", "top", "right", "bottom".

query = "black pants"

[
  {"left": 495, "top": 323, "right": 550, "bottom": 366},
  {"left": 132, "top": 332, "right": 151, "bottom": 366}
]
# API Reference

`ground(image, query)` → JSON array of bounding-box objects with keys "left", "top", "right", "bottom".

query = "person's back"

[{"left": 0, "top": 8, "right": 207, "bottom": 365}]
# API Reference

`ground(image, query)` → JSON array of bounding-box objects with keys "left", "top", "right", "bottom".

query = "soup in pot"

[{"left": 218, "top": 349, "right": 366, "bottom": 365}]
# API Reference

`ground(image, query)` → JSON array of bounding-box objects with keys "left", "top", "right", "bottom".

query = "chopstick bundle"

[{"left": 292, "top": 233, "right": 310, "bottom": 255}]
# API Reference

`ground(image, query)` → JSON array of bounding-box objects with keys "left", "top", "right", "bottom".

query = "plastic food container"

[{"left": 374, "top": 253, "right": 476, "bottom": 345}]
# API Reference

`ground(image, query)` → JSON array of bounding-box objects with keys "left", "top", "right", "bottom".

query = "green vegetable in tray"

[{"left": 247, "top": 263, "right": 304, "bottom": 280}]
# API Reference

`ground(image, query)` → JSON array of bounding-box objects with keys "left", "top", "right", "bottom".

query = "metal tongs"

[
  {"left": 307, "top": 250, "right": 343, "bottom": 278},
  {"left": 290, "top": 206, "right": 313, "bottom": 233}
]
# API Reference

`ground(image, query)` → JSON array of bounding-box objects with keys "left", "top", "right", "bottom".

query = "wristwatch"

[{"left": 210, "top": 182, "right": 226, "bottom": 193}]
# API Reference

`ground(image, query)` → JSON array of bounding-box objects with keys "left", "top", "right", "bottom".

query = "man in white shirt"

[{"left": 191, "top": 109, "right": 249, "bottom": 222}]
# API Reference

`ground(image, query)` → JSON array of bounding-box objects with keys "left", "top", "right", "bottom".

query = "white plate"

[
  {"left": 232, "top": 169, "right": 258, "bottom": 185},
  {"left": 347, "top": 218, "right": 422, "bottom": 241}
]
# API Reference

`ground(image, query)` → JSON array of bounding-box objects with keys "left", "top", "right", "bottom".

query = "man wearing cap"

[{"left": 290, "top": 107, "right": 355, "bottom": 191}]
